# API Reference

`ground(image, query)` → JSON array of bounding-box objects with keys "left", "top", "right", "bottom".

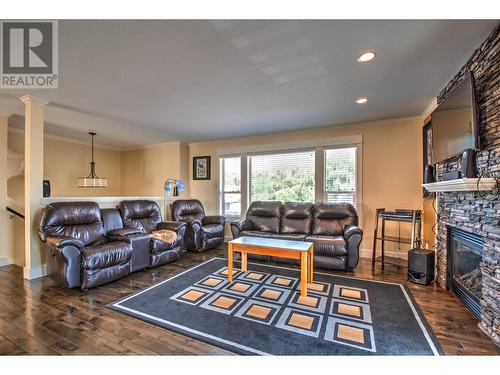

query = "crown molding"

[
  {"left": 420, "top": 98, "right": 437, "bottom": 122},
  {"left": 18, "top": 95, "right": 50, "bottom": 105},
  {"left": 7, "top": 127, "right": 121, "bottom": 151},
  {"left": 121, "top": 140, "right": 180, "bottom": 152}
]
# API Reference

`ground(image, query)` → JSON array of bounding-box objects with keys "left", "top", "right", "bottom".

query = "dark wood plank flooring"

[{"left": 0, "top": 248, "right": 498, "bottom": 355}]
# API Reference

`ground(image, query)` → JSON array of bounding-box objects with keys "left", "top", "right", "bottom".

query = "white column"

[{"left": 19, "top": 95, "right": 49, "bottom": 279}]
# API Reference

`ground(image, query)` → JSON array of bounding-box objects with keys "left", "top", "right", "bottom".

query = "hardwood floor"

[{"left": 0, "top": 248, "right": 498, "bottom": 355}]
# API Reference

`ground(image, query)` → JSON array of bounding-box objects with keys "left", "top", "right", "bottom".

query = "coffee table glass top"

[{"left": 229, "top": 236, "right": 312, "bottom": 252}]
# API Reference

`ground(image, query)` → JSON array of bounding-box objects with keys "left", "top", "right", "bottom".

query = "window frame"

[
  {"left": 323, "top": 145, "right": 361, "bottom": 212},
  {"left": 218, "top": 154, "right": 243, "bottom": 219},
  {"left": 217, "top": 136, "right": 362, "bottom": 224}
]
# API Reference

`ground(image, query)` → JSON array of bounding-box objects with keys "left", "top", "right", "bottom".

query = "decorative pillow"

[{"left": 150, "top": 229, "right": 177, "bottom": 245}]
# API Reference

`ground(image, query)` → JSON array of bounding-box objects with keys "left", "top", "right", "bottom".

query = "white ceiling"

[{"left": 1, "top": 20, "right": 497, "bottom": 149}]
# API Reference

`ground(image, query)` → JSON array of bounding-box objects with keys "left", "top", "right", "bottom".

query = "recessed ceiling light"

[
  {"left": 356, "top": 97, "right": 368, "bottom": 104},
  {"left": 357, "top": 51, "right": 376, "bottom": 63}
]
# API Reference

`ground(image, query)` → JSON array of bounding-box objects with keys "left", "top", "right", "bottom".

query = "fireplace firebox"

[{"left": 447, "top": 226, "right": 483, "bottom": 319}]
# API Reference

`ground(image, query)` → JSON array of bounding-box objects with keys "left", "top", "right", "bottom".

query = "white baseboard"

[
  {"left": 23, "top": 264, "right": 47, "bottom": 280},
  {"left": 0, "top": 256, "right": 13, "bottom": 267}
]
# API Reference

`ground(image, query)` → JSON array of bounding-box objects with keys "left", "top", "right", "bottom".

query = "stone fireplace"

[{"left": 433, "top": 24, "right": 499, "bottom": 345}]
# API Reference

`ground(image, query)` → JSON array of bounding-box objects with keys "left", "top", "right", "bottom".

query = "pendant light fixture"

[{"left": 78, "top": 132, "right": 108, "bottom": 188}]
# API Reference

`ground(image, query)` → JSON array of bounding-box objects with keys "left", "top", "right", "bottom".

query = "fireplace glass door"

[{"left": 448, "top": 227, "right": 483, "bottom": 319}]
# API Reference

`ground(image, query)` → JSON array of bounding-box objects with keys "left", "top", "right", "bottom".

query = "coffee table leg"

[
  {"left": 228, "top": 243, "right": 233, "bottom": 282},
  {"left": 241, "top": 251, "right": 247, "bottom": 272},
  {"left": 300, "top": 252, "right": 308, "bottom": 297},
  {"left": 308, "top": 246, "right": 314, "bottom": 283}
]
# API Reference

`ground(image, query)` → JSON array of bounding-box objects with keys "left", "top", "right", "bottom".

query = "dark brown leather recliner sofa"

[
  {"left": 230, "top": 201, "right": 363, "bottom": 271},
  {"left": 171, "top": 199, "right": 225, "bottom": 252},
  {"left": 39, "top": 200, "right": 186, "bottom": 289}
]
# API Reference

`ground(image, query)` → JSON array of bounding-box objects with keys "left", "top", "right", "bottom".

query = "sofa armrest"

[
  {"left": 344, "top": 225, "right": 363, "bottom": 241},
  {"left": 107, "top": 228, "right": 143, "bottom": 237},
  {"left": 46, "top": 235, "right": 84, "bottom": 250},
  {"left": 202, "top": 215, "right": 226, "bottom": 226},
  {"left": 108, "top": 232, "right": 150, "bottom": 244},
  {"left": 230, "top": 219, "right": 253, "bottom": 238},
  {"left": 157, "top": 221, "right": 187, "bottom": 232},
  {"left": 343, "top": 225, "right": 363, "bottom": 269}
]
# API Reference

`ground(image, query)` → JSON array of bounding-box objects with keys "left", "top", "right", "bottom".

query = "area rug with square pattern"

[{"left": 108, "top": 257, "right": 443, "bottom": 355}]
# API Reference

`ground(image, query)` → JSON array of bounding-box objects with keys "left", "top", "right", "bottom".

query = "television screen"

[{"left": 431, "top": 72, "right": 479, "bottom": 164}]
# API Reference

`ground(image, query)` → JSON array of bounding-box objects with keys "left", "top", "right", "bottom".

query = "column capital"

[
  {"left": 0, "top": 112, "right": 13, "bottom": 118},
  {"left": 18, "top": 95, "right": 50, "bottom": 105}
]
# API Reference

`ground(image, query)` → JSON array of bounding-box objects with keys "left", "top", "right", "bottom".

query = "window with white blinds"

[
  {"left": 219, "top": 156, "right": 241, "bottom": 217},
  {"left": 249, "top": 150, "right": 315, "bottom": 203},
  {"left": 324, "top": 147, "right": 357, "bottom": 207}
]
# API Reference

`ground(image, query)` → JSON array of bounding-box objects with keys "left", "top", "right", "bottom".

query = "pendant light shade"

[{"left": 78, "top": 132, "right": 108, "bottom": 188}]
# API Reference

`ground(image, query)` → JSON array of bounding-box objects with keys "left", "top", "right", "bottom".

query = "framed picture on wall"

[{"left": 193, "top": 156, "right": 211, "bottom": 180}]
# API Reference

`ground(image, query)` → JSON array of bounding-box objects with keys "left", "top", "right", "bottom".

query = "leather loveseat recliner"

[
  {"left": 39, "top": 200, "right": 187, "bottom": 290},
  {"left": 171, "top": 199, "right": 225, "bottom": 252},
  {"left": 39, "top": 201, "right": 133, "bottom": 289},
  {"left": 231, "top": 201, "right": 363, "bottom": 271}
]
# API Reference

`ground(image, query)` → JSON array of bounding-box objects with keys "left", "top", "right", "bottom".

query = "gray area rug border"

[{"left": 108, "top": 257, "right": 443, "bottom": 355}]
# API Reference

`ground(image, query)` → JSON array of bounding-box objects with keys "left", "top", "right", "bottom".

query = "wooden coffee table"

[{"left": 227, "top": 236, "right": 314, "bottom": 297}]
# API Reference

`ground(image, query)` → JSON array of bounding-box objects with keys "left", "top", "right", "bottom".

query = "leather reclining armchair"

[
  {"left": 39, "top": 202, "right": 133, "bottom": 289},
  {"left": 106, "top": 200, "right": 187, "bottom": 268},
  {"left": 171, "top": 199, "right": 225, "bottom": 252},
  {"left": 231, "top": 201, "right": 363, "bottom": 271}
]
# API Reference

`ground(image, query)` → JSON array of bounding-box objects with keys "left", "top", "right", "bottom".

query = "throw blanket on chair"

[{"left": 150, "top": 229, "right": 177, "bottom": 245}]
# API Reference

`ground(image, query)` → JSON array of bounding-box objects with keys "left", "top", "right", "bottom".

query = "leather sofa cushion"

[
  {"left": 171, "top": 199, "right": 205, "bottom": 222},
  {"left": 280, "top": 202, "right": 313, "bottom": 234},
  {"left": 151, "top": 248, "right": 181, "bottom": 268},
  {"left": 270, "top": 234, "right": 306, "bottom": 241},
  {"left": 305, "top": 235, "right": 347, "bottom": 257},
  {"left": 312, "top": 203, "right": 358, "bottom": 236},
  {"left": 39, "top": 201, "right": 106, "bottom": 247},
  {"left": 246, "top": 201, "right": 281, "bottom": 233},
  {"left": 151, "top": 235, "right": 182, "bottom": 254},
  {"left": 118, "top": 200, "right": 162, "bottom": 234},
  {"left": 82, "top": 263, "right": 129, "bottom": 289},
  {"left": 200, "top": 237, "right": 224, "bottom": 252},
  {"left": 239, "top": 230, "right": 273, "bottom": 238},
  {"left": 314, "top": 255, "right": 347, "bottom": 271},
  {"left": 82, "top": 242, "right": 132, "bottom": 270},
  {"left": 201, "top": 224, "right": 225, "bottom": 239},
  {"left": 101, "top": 208, "right": 124, "bottom": 233}
]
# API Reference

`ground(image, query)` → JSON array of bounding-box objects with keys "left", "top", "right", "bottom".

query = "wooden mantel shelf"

[{"left": 422, "top": 178, "right": 497, "bottom": 192}]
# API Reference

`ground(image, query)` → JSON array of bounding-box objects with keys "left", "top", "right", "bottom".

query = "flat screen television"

[{"left": 431, "top": 72, "right": 480, "bottom": 164}]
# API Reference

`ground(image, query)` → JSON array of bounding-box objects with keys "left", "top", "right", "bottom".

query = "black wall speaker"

[
  {"left": 408, "top": 248, "right": 435, "bottom": 285},
  {"left": 461, "top": 148, "right": 478, "bottom": 178},
  {"left": 43, "top": 180, "right": 51, "bottom": 197},
  {"left": 424, "top": 165, "right": 435, "bottom": 183}
]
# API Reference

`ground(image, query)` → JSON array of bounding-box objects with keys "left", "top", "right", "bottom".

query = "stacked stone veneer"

[{"left": 434, "top": 23, "right": 499, "bottom": 345}]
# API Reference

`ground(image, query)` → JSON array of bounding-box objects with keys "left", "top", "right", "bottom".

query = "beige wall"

[
  {"left": 188, "top": 117, "right": 424, "bottom": 256},
  {"left": 121, "top": 141, "right": 190, "bottom": 196},
  {"left": 6, "top": 129, "right": 25, "bottom": 203},
  {"left": 7, "top": 129, "right": 122, "bottom": 203}
]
